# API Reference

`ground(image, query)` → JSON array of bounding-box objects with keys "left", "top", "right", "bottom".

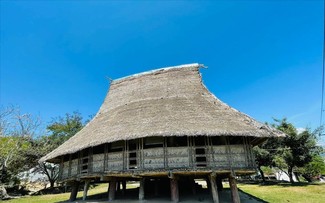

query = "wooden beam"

[
  {"left": 170, "top": 178, "right": 179, "bottom": 203},
  {"left": 139, "top": 178, "right": 145, "bottom": 200},
  {"left": 82, "top": 180, "right": 90, "bottom": 200},
  {"left": 108, "top": 177, "right": 116, "bottom": 201},
  {"left": 229, "top": 174, "right": 241, "bottom": 203},
  {"left": 209, "top": 173, "right": 219, "bottom": 203},
  {"left": 69, "top": 181, "right": 79, "bottom": 202}
]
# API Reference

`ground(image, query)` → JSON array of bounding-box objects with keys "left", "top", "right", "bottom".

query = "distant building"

[{"left": 275, "top": 171, "right": 298, "bottom": 182}]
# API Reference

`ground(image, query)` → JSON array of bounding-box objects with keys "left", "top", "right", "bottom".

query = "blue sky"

[{"left": 1, "top": 1, "right": 324, "bottom": 144}]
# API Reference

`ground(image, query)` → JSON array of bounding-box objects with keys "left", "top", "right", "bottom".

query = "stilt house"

[{"left": 40, "top": 64, "right": 284, "bottom": 203}]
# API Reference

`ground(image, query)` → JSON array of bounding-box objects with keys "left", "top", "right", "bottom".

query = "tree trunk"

[
  {"left": 294, "top": 172, "right": 300, "bottom": 182},
  {"left": 50, "top": 180, "right": 55, "bottom": 188},
  {"left": 302, "top": 174, "right": 312, "bottom": 183},
  {"left": 0, "top": 185, "right": 10, "bottom": 200},
  {"left": 258, "top": 166, "right": 266, "bottom": 183},
  {"left": 288, "top": 166, "right": 294, "bottom": 183},
  {"left": 0, "top": 163, "right": 8, "bottom": 184}
]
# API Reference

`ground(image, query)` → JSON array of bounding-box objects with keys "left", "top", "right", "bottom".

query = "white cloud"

[{"left": 296, "top": 127, "right": 306, "bottom": 134}]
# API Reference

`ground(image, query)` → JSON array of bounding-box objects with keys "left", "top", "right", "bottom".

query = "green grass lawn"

[
  {"left": 4, "top": 182, "right": 325, "bottom": 203},
  {"left": 5, "top": 184, "right": 108, "bottom": 203},
  {"left": 238, "top": 182, "right": 325, "bottom": 203}
]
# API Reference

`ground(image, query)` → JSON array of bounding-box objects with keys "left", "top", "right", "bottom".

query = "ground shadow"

[
  {"left": 237, "top": 188, "right": 268, "bottom": 203},
  {"left": 56, "top": 187, "right": 267, "bottom": 203},
  {"left": 238, "top": 180, "right": 316, "bottom": 187}
]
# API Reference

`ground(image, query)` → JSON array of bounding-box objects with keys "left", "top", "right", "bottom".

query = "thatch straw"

[{"left": 40, "top": 63, "right": 285, "bottom": 163}]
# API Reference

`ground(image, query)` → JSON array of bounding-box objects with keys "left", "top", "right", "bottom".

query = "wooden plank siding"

[{"left": 59, "top": 136, "right": 255, "bottom": 181}]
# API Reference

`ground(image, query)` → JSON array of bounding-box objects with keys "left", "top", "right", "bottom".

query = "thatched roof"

[{"left": 41, "top": 63, "right": 285, "bottom": 163}]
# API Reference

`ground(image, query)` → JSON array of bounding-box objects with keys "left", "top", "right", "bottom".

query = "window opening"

[{"left": 194, "top": 136, "right": 207, "bottom": 167}]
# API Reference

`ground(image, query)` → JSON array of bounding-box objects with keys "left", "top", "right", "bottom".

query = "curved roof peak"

[{"left": 112, "top": 63, "right": 202, "bottom": 85}]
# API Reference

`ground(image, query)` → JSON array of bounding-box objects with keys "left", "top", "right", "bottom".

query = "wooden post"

[
  {"left": 69, "top": 181, "right": 79, "bottom": 202},
  {"left": 154, "top": 179, "right": 159, "bottom": 196},
  {"left": 216, "top": 177, "right": 223, "bottom": 191},
  {"left": 139, "top": 178, "right": 145, "bottom": 200},
  {"left": 206, "top": 177, "right": 211, "bottom": 190},
  {"left": 68, "top": 154, "right": 72, "bottom": 177},
  {"left": 117, "top": 181, "right": 121, "bottom": 192},
  {"left": 170, "top": 178, "right": 179, "bottom": 203},
  {"left": 108, "top": 178, "right": 116, "bottom": 201},
  {"left": 122, "top": 180, "right": 126, "bottom": 195},
  {"left": 191, "top": 179, "right": 196, "bottom": 195},
  {"left": 229, "top": 174, "right": 241, "bottom": 203},
  {"left": 83, "top": 180, "right": 90, "bottom": 200},
  {"left": 209, "top": 173, "right": 219, "bottom": 203}
]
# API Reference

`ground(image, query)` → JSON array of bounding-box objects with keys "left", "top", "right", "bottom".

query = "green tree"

[
  {"left": 298, "top": 154, "right": 325, "bottom": 182},
  {"left": 273, "top": 119, "right": 322, "bottom": 183},
  {"left": 253, "top": 134, "right": 283, "bottom": 182},
  {"left": 0, "top": 106, "right": 40, "bottom": 199},
  {"left": 254, "top": 119, "right": 322, "bottom": 183},
  {"left": 36, "top": 111, "right": 86, "bottom": 188},
  {"left": 253, "top": 143, "right": 274, "bottom": 182},
  {"left": 46, "top": 111, "right": 85, "bottom": 151}
]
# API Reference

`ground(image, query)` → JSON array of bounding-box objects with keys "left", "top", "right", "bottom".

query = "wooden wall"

[{"left": 59, "top": 136, "right": 255, "bottom": 180}]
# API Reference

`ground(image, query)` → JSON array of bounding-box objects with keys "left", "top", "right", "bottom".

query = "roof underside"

[{"left": 41, "top": 63, "right": 285, "bottom": 163}]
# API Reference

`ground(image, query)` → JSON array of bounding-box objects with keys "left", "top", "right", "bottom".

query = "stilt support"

[
  {"left": 69, "top": 181, "right": 80, "bottom": 202},
  {"left": 170, "top": 178, "right": 179, "bottom": 203},
  {"left": 190, "top": 179, "right": 196, "bottom": 195},
  {"left": 139, "top": 178, "right": 145, "bottom": 200},
  {"left": 209, "top": 173, "right": 220, "bottom": 203},
  {"left": 154, "top": 179, "right": 159, "bottom": 196},
  {"left": 82, "top": 180, "right": 90, "bottom": 200},
  {"left": 229, "top": 174, "right": 241, "bottom": 203},
  {"left": 216, "top": 177, "right": 223, "bottom": 191},
  {"left": 122, "top": 180, "right": 126, "bottom": 195},
  {"left": 108, "top": 177, "right": 116, "bottom": 201},
  {"left": 117, "top": 181, "right": 121, "bottom": 192},
  {"left": 206, "top": 177, "right": 211, "bottom": 190}
]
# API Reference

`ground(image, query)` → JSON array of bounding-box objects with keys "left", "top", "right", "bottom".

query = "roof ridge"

[{"left": 112, "top": 63, "right": 201, "bottom": 84}]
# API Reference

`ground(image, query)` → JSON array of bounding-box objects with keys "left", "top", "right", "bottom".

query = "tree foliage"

[
  {"left": 35, "top": 111, "right": 86, "bottom": 188},
  {"left": 0, "top": 107, "right": 87, "bottom": 198},
  {"left": 0, "top": 106, "right": 41, "bottom": 198},
  {"left": 297, "top": 154, "right": 325, "bottom": 182},
  {"left": 254, "top": 118, "right": 323, "bottom": 183},
  {"left": 46, "top": 112, "right": 84, "bottom": 151}
]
